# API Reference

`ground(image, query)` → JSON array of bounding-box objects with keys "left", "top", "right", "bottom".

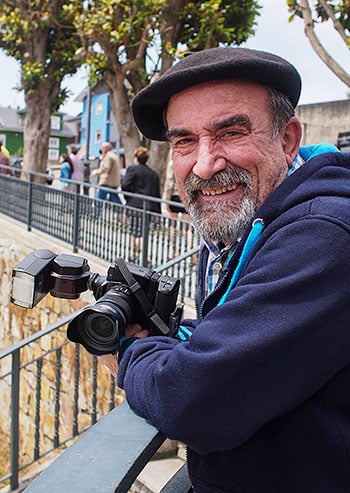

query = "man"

[
  {"left": 91, "top": 141, "right": 122, "bottom": 207},
  {"left": 103, "top": 48, "right": 350, "bottom": 491}
]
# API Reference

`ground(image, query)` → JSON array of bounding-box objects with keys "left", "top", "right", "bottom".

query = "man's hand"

[
  {"left": 125, "top": 323, "right": 148, "bottom": 339},
  {"left": 98, "top": 353, "right": 119, "bottom": 377},
  {"left": 98, "top": 324, "right": 148, "bottom": 377}
]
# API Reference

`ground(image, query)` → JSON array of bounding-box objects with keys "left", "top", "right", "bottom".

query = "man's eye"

[
  {"left": 173, "top": 137, "right": 194, "bottom": 146},
  {"left": 220, "top": 129, "right": 244, "bottom": 138}
]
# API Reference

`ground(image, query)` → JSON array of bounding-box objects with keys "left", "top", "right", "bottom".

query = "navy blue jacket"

[{"left": 118, "top": 151, "right": 350, "bottom": 492}]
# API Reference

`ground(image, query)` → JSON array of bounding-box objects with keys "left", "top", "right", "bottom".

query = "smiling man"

[
  {"left": 166, "top": 79, "right": 301, "bottom": 244},
  {"left": 108, "top": 48, "right": 350, "bottom": 492}
]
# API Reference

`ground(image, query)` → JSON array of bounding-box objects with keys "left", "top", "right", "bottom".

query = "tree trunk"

[
  {"left": 23, "top": 81, "right": 53, "bottom": 182},
  {"left": 107, "top": 72, "right": 142, "bottom": 168}
]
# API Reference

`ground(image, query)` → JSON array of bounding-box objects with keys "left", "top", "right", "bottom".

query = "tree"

[
  {"left": 287, "top": 0, "right": 350, "bottom": 88},
  {"left": 0, "top": 1, "right": 82, "bottom": 177},
  {"left": 67, "top": 0, "right": 261, "bottom": 178}
]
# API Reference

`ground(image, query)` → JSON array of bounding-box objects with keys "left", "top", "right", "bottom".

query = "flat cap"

[{"left": 132, "top": 47, "right": 302, "bottom": 141}]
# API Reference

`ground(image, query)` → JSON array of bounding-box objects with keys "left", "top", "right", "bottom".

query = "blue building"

[{"left": 76, "top": 82, "right": 124, "bottom": 165}]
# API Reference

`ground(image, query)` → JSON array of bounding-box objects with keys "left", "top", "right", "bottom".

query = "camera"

[{"left": 11, "top": 249, "right": 183, "bottom": 355}]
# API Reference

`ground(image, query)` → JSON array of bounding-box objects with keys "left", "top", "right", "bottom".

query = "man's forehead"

[
  {"left": 166, "top": 80, "right": 269, "bottom": 131},
  {"left": 168, "top": 79, "right": 268, "bottom": 105}
]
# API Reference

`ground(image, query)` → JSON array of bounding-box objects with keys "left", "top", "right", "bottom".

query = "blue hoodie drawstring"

[
  {"left": 218, "top": 218, "right": 264, "bottom": 306},
  {"left": 176, "top": 218, "right": 264, "bottom": 341}
]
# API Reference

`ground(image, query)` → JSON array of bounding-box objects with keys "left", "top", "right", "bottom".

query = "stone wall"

[
  {"left": 0, "top": 237, "right": 125, "bottom": 478},
  {"left": 296, "top": 99, "right": 350, "bottom": 147}
]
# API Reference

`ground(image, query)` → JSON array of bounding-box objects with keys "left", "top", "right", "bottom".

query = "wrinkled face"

[{"left": 166, "top": 80, "right": 298, "bottom": 243}]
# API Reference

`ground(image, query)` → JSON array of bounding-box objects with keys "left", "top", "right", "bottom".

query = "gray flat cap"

[{"left": 132, "top": 47, "right": 302, "bottom": 141}]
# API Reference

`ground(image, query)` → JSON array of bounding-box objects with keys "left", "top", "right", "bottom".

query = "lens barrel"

[{"left": 67, "top": 287, "right": 133, "bottom": 355}]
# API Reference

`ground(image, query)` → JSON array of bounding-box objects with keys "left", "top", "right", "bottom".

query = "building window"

[
  {"left": 48, "top": 148, "right": 59, "bottom": 161},
  {"left": 51, "top": 115, "right": 61, "bottom": 131},
  {"left": 95, "top": 130, "right": 101, "bottom": 143},
  {"left": 96, "top": 101, "right": 103, "bottom": 115},
  {"left": 49, "top": 137, "right": 59, "bottom": 148}
]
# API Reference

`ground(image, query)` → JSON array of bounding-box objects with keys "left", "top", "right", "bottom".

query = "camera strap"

[{"left": 115, "top": 258, "right": 171, "bottom": 335}]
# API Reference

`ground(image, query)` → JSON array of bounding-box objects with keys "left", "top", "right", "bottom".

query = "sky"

[{"left": 0, "top": 0, "right": 349, "bottom": 116}]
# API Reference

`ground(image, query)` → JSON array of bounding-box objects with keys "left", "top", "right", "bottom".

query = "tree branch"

[
  {"left": 299, "top": 0, "right": 350, "bottom": 88},
  {"left": 318, "top": 0, "right": 348, "bottom": 45}
]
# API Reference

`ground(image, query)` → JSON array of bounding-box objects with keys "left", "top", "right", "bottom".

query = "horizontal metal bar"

[
  {"left": 0, "top": 313, "right": 75, "bottom": 359},
  {"left": 25, "top": 401, "right": 166, "bottom": 493}
]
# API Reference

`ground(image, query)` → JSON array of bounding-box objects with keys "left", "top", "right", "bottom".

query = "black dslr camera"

[{"left": 11, "top": 249, "right": 183, "bottom": 355}]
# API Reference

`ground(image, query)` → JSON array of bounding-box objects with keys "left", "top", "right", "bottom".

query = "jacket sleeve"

[
  {"left": 118, "top": 214, "right": 350, "bottom": 454},
  {"left": 94, "top": 154, "right": 114, "bottom": 176}
]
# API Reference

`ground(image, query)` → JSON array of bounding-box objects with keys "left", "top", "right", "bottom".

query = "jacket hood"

[{"left": 256, "top": 151, "right": 350, "bottom": 228}]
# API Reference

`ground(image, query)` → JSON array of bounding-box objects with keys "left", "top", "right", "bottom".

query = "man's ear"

[{"left": 281, "top": 117, "right": 303, "bottom": 168}]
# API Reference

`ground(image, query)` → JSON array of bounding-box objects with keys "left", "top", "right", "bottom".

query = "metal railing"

[
  {"left": 25, "top": 400, "right": 192, "bottom": 493},
  {"left": 0, "top": 169, "right": 201, "bottom": 491},
  {"left": 0, "top": 313, "right": 119, "bottom": 490},
  {"left": 0, "top": 169, "right": 200, "bottom": 303}
]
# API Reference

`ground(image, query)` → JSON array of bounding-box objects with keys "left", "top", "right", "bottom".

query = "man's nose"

[{"left": 192, "top": 138, "right": 226, "bottom": 179}]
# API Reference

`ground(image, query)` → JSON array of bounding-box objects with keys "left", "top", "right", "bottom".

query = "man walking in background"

[{"left": 91, "top": 141, "right": 122, "bottom": 214}]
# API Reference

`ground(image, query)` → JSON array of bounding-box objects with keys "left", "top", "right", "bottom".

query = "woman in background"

[
  {"left": 122, "top": 146, "right": 161, "bottom": 265},
  {"left": 59, "top": 153, "right": 74, "bottom": 191}
]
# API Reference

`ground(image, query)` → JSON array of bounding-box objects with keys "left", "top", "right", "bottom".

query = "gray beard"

[
  {"left": 188, "top": 195, "right": 256, "bottom": 243},
  {"left": 184, "top": 167, "right": 257, "bottom": 243}
]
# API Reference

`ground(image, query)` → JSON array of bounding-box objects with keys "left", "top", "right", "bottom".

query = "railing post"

[
  {"left": 141, "top": 199, "right": 149, "bottom": 267},
  {"left": 34, "top": 358, "right": 43, "bottom": 461},
  {"left": 91, "top": 356, "right": 98, "bottom": 425},
  {"left": 72, "top": 184, "right": 81, "bottom": 253},
  {"left": 26, "top": 173, "right": 34, "bottom": 231},
  {"left": 73, "top": 344, "right": 80, "bottom": 437},
  {"left": 10, "top": 349, "right": 20, "bottom": 491}
]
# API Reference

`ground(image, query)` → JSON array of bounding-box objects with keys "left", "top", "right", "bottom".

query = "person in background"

[
  {"left": 122, "top": 146, "right": 161, "bottom": 264},
  {"left": 68, "top": 145, "right": 84, "bottom": 190},
  {"left": 100, "top": 47, "right": 350, "bottom": 492},
  {"left": 0, "top": 148, "right": 11, "bottom": 175},
  {"left": 163, "top": 156, "right": 190, "bottom": 258},
  {"left": 91, "top": 141, "right": 122, "bottom": 213},
  {"left": 59, "top": 153, "right": 74, "bottom": 190},
  {"left": 0, "top": 140, "right": 10, "bottom": 160}
]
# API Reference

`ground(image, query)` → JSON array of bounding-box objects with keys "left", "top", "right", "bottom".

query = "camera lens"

[
  {"left": 84, "top": 312, "right": 117, "bottom": 342},
  {"left": 67, "top": 287, "right": 134, "bottom": 355}
]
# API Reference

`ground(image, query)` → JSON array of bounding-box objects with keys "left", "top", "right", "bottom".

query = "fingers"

[{"left": 125, "top": 323, "right": 149, "bottom": 339}]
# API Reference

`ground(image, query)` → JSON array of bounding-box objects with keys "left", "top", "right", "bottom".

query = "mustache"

[{"left": 184, "top": 166, "right": 252, "bottom": 201}]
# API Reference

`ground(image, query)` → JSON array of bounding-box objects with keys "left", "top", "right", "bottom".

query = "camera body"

[{"left": 11, "top": 250, "right": 183, "bottom": 355}]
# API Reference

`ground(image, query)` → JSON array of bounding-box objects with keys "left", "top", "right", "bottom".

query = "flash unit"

[{"left": 11, "top": 249, "right": 56, "bottom": 308}]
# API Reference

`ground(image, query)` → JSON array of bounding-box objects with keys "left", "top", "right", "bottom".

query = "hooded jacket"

[{"left": 118, "top": 150, "right": 350, "bottom": 492}]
